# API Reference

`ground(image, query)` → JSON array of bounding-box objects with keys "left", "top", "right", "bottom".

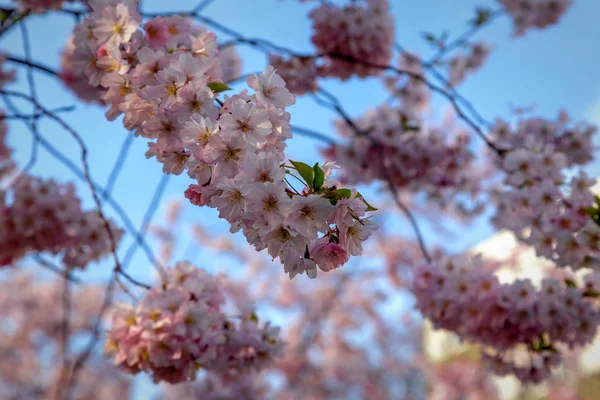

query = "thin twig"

[
  {"left": 121, "top": 174, "right": 170, "bottom": 272},
  {"left": 32, "top": 255, "right": 82, "bottom": 284},
  {"left": 291, "top": 125, "right": 337, "bottom": 145},
  {"left": 311, "top": 89, "right": 432, "bottom": 262},
  {"left": 427, "top": 9, "right": 503, "bottom": 65},
  {"left": 6, "top": 55, "right": 59, "bottom": 76},
  {"left": 104, "top": 134, "right": 134, "bottom": 196},
  {"left": 0, "top": 94, "right": 161, "bottom": 268},
  {"left": 1, "top": 90, "right": 126, "bottom": 277}
]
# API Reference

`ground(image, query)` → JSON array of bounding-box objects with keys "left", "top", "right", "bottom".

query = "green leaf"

[
  {"left": 207, "top": 82, "right": 231, "bottom": 93},
  {"left": 356, "top": 192, "right": 378, "bottom": 212},
  {"left": 337, "top": 188, "right": 352, "bottom": 199},
  {"left": 565, "top": 278, "right": 577, "bottom": 288},
  {"left": 472, "top": 7, "right": 491, "bottom": 26},
  {"left": 290, "top": 160, "right": 315, "bottom": 189},
  {"left": 422, "top": 32, "right": 436, "bottom": 44},
  {"left": 250, "top": 312, "right": 259, "bottom": 323},
  {"left": 313, "top": 163, "right": 325, "bottom": 191},
  {"left": 584, "top": 290, "right": 600, "bottom": 298}
]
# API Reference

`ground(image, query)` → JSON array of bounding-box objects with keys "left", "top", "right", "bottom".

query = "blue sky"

[
  {"left": 1, "top": 0, "right": 599, "bottom": 296},
  {"left": 2, "top": 0, "right": 600, "bottom": 397}
]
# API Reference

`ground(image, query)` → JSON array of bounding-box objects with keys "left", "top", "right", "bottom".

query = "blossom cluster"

[
  {"left": 104, "top": 261, "right": 284, "bottom": 384},
  {"left": 59, "top": 36, "right": 105, "bottom": 104},
  {"left": 265, "top": 0, "right": 395, "bottom": 95},
  {"left": 490, "top": 112, "right": 599, "bottom": 269},
  {"left": 268, "top": 54, "right": 320, "bottom": 95},
  {"left": 219, "top": 45, "right": 243, "bottom": 84},
  {"left": 309, "top": 0, "right": 394, "bottom": 80},
  {"left": 383, "top": 52, "right": 430, "bottom": 114},
  {"left": 12, "top": 0, "right": 72, "bottom": 13},
  {"left": 0, "top": 53, "right": 16, "bottom": 89},
  {"left": 414, "top": 255, "right": 600, "bottom": 383},
  {"left": 0, "top": 115, "right": 15, "bottom": 181},
  {"left": 66, "top": 0, "right": 377, "bottom": 278},
  {"left": 497, "top": 0, "right": 572, "bottom": 36},
  {"left": 0, "top": 174, "right": 122, "bottom": 268},
  {"left": 447, "top": 42, "right": 493, "bottom": 86},
  {"left": 324, "top": 104, "right": 484, "bottom": 216}
]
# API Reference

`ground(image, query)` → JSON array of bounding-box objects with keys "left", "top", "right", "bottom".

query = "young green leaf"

[
  {"left": 290, "top": 160, "right": 315, "bottom": 189},
  {"left": 564, "top": 278, "right": 577, "bottom": 288},
  {"left": 313, "top": 163, "right": 325, "bottom": 191},
  {"left": 337, "top": 188, "right": 352, "bottom": 199},
  {"left": 207, "top": 82, "right": 232, "bottom": 93},
  {"left": 356, "top": 192, "right": 378, "bottom": 211}
]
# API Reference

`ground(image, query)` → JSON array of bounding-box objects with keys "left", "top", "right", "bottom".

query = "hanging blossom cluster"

[
  {"left": 59, "top": 36, "right": 106, "bottom": 104},
  {"left": 383, "top": 52, "right": 430, "bottom": 114},
  {"left": 0, "top": 272, "right": 130, "bottom": 399},
  {"left": 66, "top": 0, "right": 377, "bottom": 279},
  {"left": 447, "top": 41, "right": 493, "bottom": 86},
  {"left": 324, "top": 104, "right": 485, "bottom": 216},
  {"left": 104, "top": 261, "right": 284, "bottom": 384},
  {"left": 309, "top": 0, "right": 394, "bottom": 79},
  {"left": 0, "top": 116, "right": 15, "bottom": 181},
  {"left": 413, "top": 255, "right": 600, "bottom": 383},
  {"left": 0, "top": 53, "right": 16, "bottom": 89},
  {"left": 158, "top": 213, "right": 424, "bottom": 400},
  {"left": 0, "top": 174, "right": 122, "bottom": 268},
  {"left": 268, "top": 0, "right": 394, "bottom": 93},
  {"left": 268, "top": 55, "right": 320, "bottom": 96},
  {"left": 497, "top": 0, "right": 572, "bottom": 36},
  {"left": 220, "top": 45, "right": 243, "bottom": 84},
  {"left": 490, "top": 112, "right": 598, "bottom": 269},
  {"left": 11, "top": 0, "right": 73, "bottom": 13}
]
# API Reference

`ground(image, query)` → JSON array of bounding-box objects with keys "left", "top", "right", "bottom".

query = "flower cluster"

[
  {"left": 0, "top": 174, "right": 122, "bottom": 268},
  {"left": 325, "top": 104, "right": 484, "bottom": 215},
  {"left": 490, "top": 112, "right": 599, "bottom": 269},
  {"left": 413, "top": 256, "right": 600, "bottom": 383},
  {"left": 0, "top": 53, "right": 16, "bottom": 89},
  {"left": 0, "top": 115, "right": 15, "bottom": 181},
  {"left": 308, "top": 0, "right": 394, "bottom": 80},
  {"left": 447, "top": 42, "right": 493, "bottom": 86},
  {"left": 13, "top": 0, "right": 72, "bottom": 13},
  {"left": 59, "top": 36, "right": 105, "bottom": 104},
  {"left": 268, "top": 55, "right": 319, "bottom": 95},
  {"left": 220, "top": 45, "right": 243, "bottom": 84},
  {"left": 67, "top": 1, "right": 377, "bottom": 278},
  {"left": 104, "top": 261, "right": 284, "bottom": 384},
  {"left": 383, "top": 52, "right": 430, "bottom": 114},
  {"left": 497, "top": 0, "right": 572, "bottom": 36}
]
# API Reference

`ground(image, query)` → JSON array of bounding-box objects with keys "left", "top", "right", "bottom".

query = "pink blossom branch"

[
  {"left": 0, "top": 92, "right": 162, "bottom": 270},
  {"left": 312, "top": 88, "right": 433, "bottom": 263}
]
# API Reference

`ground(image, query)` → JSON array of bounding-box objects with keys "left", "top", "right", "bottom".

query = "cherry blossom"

[
  {"left": 0, "top": 174, "right": 122, "bottom": 268},
  {"left": 104, "top": 261, "right": 284, "bottom": 383}
]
